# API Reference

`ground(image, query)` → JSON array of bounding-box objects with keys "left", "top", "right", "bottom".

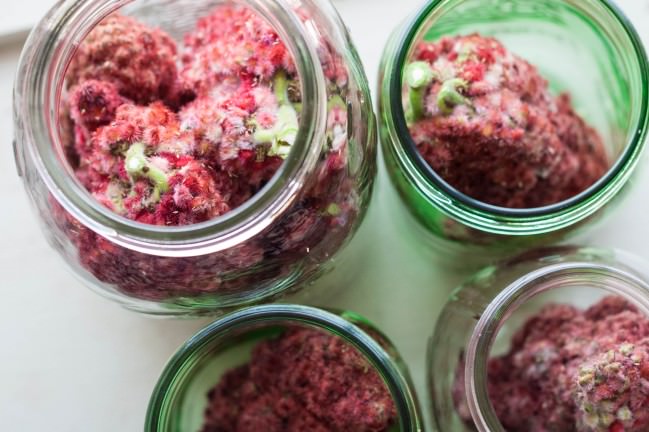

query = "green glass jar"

[
  {"left": 146, "top": 304, "right": 423, "bottom": 431},
  {"left": 428, "top": 246, "right": 649, "bottom": 431},
  {"left": 378, "top": 0, "right": 649, "bottom": 266}
]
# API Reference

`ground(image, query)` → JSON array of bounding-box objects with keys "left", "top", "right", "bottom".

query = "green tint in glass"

[
  {"left": 428, "top": 246, "right": 649, "bottom": 431},
  {"left": 145, "top": 305, "right": 423, "bottom": 431},
  {"left": 378, "top": 0, "right": 649, "bottom": 267}
]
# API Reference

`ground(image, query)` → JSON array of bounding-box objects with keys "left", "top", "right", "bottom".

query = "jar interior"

[
  {"left": 54, "top": 0, "right": 312, "bottom": 230},
  {"left": 121, "top": 0, "right": 223, "bottom": 40},
  {"left": 490, "top": 284, "right": 612, "bottom": 356},
  {"left": 150, "top": 321, "right": 404, "bottom": 431},
  {"left": 55, "top": 0, "right": 214, "bottom": 172},
  {"left": 398, "top": 0, "right": 645, "bottom": 209},
  {"left": 467, "top": 262, "right": 649, "bottom": 431},
  {"left": 173, "top": 326, "right": 283, "bottom": 431}
]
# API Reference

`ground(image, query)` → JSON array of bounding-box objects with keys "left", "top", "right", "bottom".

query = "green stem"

[
  {"left": 408, "top": 87, "right": 426, "bottom": 123},
  {"left": 405, "top": 61, "right": 436, "bottom": 123},
  {"left": 253, "top": 71, "right": 300, "bottom": 159},
  {"left": 437, "top": 78, "right": 470, "bottom": 115},
  {"left": 328, "top": 95, "right": 347, "bottom": 112},
  {"left": 326, "top": 202, "right": 341, "bottom": 216},
  {"left": 269, "top": 105, "right": 299, "bottom": 158},
  {"left": 125, "top": 142, "right": 169, "bottom": 199},
  {"left": 104, "top": 181, "right": 126, "bottom": 214},
  {"left": 273, "top": 70, "right": 290, "bottom": 105}
]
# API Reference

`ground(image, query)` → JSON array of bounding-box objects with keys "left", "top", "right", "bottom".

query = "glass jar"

[
  {"left": 13, "top": 0, "right": 376, "bottom": 315},
  {"left": 378, "top": 0, "right": 649, "bottom": 266},
  {"left": 428, "top": 246, "right": 649, "bottom": 431},
  {"left": 146, "top": 304, "right": 423, "bottom": 431}
]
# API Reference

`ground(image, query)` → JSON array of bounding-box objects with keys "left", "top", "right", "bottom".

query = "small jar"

[
  {"left": 378, "top": 0, "right": 649, "bottom": 265},
  {"left": 146, "top": 304, "right": 423, "bottom": 431},
  {"left": 428, "top": 246, "right": 649, "bottom": 431},
  {"left": 13, "top": 0, "right": 376, "bottom": 314}
]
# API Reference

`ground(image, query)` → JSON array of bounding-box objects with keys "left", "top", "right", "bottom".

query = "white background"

[{"left": 1, "top": 0, "right": 649, "bottom": 430}]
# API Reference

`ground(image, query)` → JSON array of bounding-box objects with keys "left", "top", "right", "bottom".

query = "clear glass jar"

[
  {"left": 146, "top": 304, "right": 423, "bottom": 431},
  {"left": 13, "top": 0, "right": 376, "bottom": 315},
  {"left": 428, "top": 246, "right": 649, "bottom": 431},
  {"left": 378, "top": 0, "right": 649, "bottom": 266}
]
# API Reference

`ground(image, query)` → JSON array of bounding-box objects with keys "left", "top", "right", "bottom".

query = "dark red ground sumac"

[{"left": 202, "top": 328, "right": 397, "bottom": 432}]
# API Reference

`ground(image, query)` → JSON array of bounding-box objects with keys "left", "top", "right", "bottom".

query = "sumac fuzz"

[
  {"left": 453, "top": 296, "right": 649, "bottom": 432},
  {"left": 404, "top": 34, "right": 608, "bottom": 208},
  {"left": 51, "top": 4, "right": 362, "bottom": 302}
]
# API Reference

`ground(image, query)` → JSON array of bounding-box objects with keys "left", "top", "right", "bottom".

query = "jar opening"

[
  {"left": 145, "top": 305, "right": 422, "bottom": 431},
  {"left": 388, "top": 0, "right": 649, "bottom": 220},
  {"left": 18, "top": 0, "right": 329, "bottom": 255},
  {"left": 464, "top": 259, "right": 649, "bottom": 431}
]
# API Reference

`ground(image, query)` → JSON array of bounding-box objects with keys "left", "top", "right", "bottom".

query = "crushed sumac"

[{"left": 202, "top": 327, "right": 398, "bottom": 432}]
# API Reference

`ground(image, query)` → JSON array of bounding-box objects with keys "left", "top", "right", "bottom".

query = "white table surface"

[{"left": 2, "top": 0, "right": 649, "bottom": 430}]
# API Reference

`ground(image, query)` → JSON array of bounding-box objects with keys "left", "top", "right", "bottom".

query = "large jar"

[
  {"left": 428, "top": 246, "right": 649, "bottom": 431},
  {"left": 146, "top": 304, "right": 423, "bottom": 431},
  {"left": 378, "top": 0, "right": 649, "bottom": 267},
  {"left": 13, "top": 0, "right": 376, "bottom": 315}
]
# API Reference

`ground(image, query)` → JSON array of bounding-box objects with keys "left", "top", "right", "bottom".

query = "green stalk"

[
  {"left": 273, "top": 70, "right": 290, "bottom": 105},
  {"left": 404, "top": 61, "right": 436, "bottom": 123},
  {"left": 437, "top": 78, "right": 470, "bottom": 115},
  {"left": 328, "top": 95, "right": 347, "bottom": 111},
  {"left": 104, "top": 181, "right": 126, "bottom": 214},
  {"left": 253, "top": 71, "right": 300, "bottom": 159},
  {"left": 125, "top": 142, "right": 169, "bottom": 202}
]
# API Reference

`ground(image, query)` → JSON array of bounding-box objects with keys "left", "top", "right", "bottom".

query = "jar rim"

[
  {"left": 145, "top": 304, "right": 423, "bottom": 431},
  {"left": 14, "top": 0, "right": 329, "bottom": 257},
  {"left": 384, "top": 0, "right": 649, "bottom": 234},
  {"left": 463, "top": 248, "right": 649, "bottom": 431}
]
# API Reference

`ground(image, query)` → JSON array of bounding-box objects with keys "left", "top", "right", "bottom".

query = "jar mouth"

[
  {"left": 463, "top": 252, "right": 649, "bottom": 431},
  {"left": 145, "top": 304, "right": 422, "bottom": 431},
  {"left": 15, "top": 0, "right": 328, "bottom": 256},
  {"left": 387, "top": 0, "right": 649, "bottom": 228}
]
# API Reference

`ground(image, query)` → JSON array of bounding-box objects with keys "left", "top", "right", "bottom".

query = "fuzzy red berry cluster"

[
  {"left": 405, "top": 34, "right": 608, "bottom": 208},
  {"left": 453, "top": 296, "right": 649, "bottom": 431},
  {"left": 65, "top": 7, "right": 306, "bottom": 225},
  {"left": 52, "top": 5, "right": 356, "bottom": 301}
]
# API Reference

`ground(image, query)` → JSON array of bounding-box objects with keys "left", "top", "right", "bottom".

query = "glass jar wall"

[
  {"left": 146, "top": 304, "right": 423, "bottom": 431},
  {"left": 378, "top": 0, "right": 649, "bottom": 266},
  {"left": 13, "top": 0, "right": 376, "bottom": 315},
  {"left": 428, "top": 246, "right": 649, "bottom": 431}
]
